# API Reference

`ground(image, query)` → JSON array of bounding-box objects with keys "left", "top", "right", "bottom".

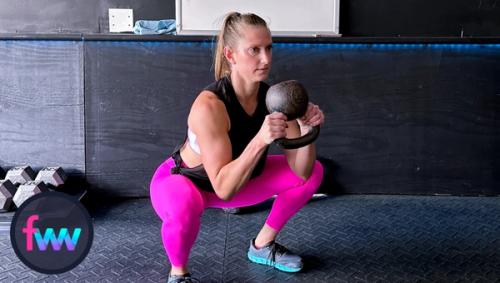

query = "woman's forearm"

[{"left": 213, "top": 136, "right": 268, "bottom": 200}]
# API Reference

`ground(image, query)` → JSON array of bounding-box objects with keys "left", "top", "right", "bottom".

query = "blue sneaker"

[{"left": 247, "top": 239, "right": 303, "bottom": 272}]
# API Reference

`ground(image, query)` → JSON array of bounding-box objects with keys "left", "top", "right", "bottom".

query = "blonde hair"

[{"left": 214, "top": 12, "right": 270, "bottom": 80}]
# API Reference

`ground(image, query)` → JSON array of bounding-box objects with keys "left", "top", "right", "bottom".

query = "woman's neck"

[{"left": 230, "top": 72, "right": 259, "bottom": 103}]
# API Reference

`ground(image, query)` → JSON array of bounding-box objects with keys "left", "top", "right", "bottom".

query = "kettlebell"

[{"left": 265, "top": 80, "right": 320, "bottom": 149}]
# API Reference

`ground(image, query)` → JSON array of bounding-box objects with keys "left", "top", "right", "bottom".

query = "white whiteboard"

[{"left": 176, "top": 0, "right": 340, "bottom": 37}]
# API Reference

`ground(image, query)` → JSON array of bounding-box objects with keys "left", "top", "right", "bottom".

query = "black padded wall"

[
  {"left": 269, "top": 44, "right": 500, "bottom": 195},
  {"left": 84, "top": 41, "right": 214, "bottom": 196},
  {"left": 84, "top": 42, "right": 499, "bottom": 196},
  {"left": 0, "top": 40, "right": 85, "bottom": 174}
]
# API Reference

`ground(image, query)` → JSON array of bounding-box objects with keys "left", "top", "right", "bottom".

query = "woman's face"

[{"left": 227, "top": 25, "right": 273, "bottom": 82}]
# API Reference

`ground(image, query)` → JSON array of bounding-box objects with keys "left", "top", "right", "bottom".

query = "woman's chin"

[{"left": 254, "top": 72, "right": 269, "bottom": 81}]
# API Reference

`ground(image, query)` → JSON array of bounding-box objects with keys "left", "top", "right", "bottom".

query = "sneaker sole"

[{"left": 247, "top": 253, "right": 302, "bottom": 273}]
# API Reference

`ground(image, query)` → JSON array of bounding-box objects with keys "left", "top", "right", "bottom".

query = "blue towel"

[{"left": 133, "top": 19, "right": 176, "bottom": 35}]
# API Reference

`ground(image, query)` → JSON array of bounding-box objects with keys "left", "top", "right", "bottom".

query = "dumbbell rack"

[{"left": 0, "top": 166, "right": 88, "bottom": 235}]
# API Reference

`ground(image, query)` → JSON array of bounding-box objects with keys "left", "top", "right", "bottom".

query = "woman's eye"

[{"left": 249, "top": 47, "right": 259, "bottom": 55}]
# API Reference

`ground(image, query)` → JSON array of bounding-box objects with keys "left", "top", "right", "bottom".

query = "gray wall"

[
  {"left": 0, "top": 0, "right": 175, "bottom": 34},
  {"left": 0, "top": 0, "right": 499, "bottom": 36},
  {"left": 0, "top": 40, "right": 84, "bottom": 175}
]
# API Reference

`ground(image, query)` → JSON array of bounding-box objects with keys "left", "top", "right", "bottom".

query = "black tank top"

[{"left": 171, "top": 76, "right": 270, "bottom": 192}]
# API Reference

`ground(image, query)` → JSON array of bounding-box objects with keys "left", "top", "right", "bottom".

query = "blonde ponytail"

[{"left": 213, "top": 12, "right": 269, "bottom": 80}]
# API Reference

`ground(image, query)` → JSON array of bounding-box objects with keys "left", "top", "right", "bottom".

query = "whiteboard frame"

[{"left": 175, "top": 0, "right": 340, "bottom": 37}]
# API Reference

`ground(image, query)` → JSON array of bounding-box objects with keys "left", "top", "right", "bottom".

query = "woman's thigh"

[{"left": 150, "top": 158, "right": 206, "bottom": 222}]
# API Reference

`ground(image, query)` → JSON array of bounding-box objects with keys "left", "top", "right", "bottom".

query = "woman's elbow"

[
  {"left": 216, "top": 193, "right": 232, "bottom": 202},
  {"left": 214, "top": 187, "right": 235, "bottom": 202}
]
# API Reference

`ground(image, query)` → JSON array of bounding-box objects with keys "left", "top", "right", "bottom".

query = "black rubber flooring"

[{"left": 1, "top": 195, "right": 499, "bottom": 282}]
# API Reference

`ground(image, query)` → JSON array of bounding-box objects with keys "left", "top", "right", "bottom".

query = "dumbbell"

[
  {"left": 1, "top": 166, "right": 71, "bottom": 212},
  {"left": 0, "top": 167, "right": 11, "bottom": 212},
  {"left": 14, "top": 167, "right": 67, "bottom": 208},
  {"left": 35, "top": 166, "right": 67, "bottom": 189},
  {"left": 0, "top": 166, "right": 68, "bottom": 211},
  {"left": 8, "top": 166, "right": 48, "bottom": 210},
  {"left": 4, "top": 165, "right": 36, "bottom": 185},
  {"left": 0, "top": 179, "right": 16, "bottom": 212},
  {"left": 0, "top": 166, "right": 39, "bottom": 211}
]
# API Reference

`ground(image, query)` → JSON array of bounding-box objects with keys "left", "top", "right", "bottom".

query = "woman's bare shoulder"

[
  {"left": 194, "top": 90, "right": 222, "bottom": 107},
  {"left": 189, "top": 90, "right": 229, "bottom": 130}
]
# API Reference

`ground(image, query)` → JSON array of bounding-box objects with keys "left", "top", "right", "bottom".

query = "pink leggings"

[{"left": 149, "top": 155, "right": 324, "bottom": 267}]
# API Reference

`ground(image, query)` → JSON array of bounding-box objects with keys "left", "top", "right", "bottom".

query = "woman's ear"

[{"left": 224, "top": 46, "right": 236, "bottom": 65}]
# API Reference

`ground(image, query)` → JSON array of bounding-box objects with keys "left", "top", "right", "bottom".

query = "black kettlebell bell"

[{"left": 265, "top": 80, "right": 320, "bottom": 149}]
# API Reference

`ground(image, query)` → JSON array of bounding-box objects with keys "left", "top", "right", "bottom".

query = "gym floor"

[{"left": 1, "top": 194, "right": 499, "bottom": 282}]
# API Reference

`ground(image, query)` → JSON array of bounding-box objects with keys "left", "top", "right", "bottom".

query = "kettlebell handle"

[{"left": 274, "top": 125, "right": 320, "bottom": 149}]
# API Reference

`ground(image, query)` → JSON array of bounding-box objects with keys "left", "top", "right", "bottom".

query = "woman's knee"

[
  {"left": 311, "top": 160, "right": 324, "bottom": 183},
  {"left": 302, "top": 160, "right": 324, "bottom": 194}
]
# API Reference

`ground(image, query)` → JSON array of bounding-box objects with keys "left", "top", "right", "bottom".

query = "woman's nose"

[{"left": 261, "top": 50, "right": 271, "bottom": 65}]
